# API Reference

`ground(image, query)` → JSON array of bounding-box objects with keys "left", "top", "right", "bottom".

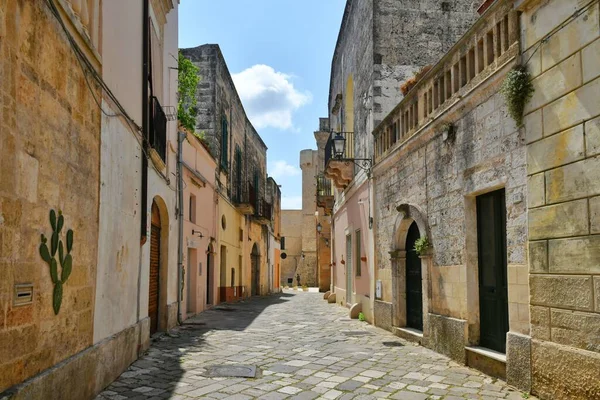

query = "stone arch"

[
  {"left": 151, "top": 196, "right": 170, "bottom": 332},
  {"left": 389, "top": 203, "right": 432, "bottom": 335},
  {"left": 391, "top": 204, "right": 430, "bottom": 253}
]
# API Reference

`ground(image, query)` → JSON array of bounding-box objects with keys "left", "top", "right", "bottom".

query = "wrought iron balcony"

[
  {"left": 150, "top": 96, "right": 167, "bottom": 163},
  {"left": 232, "top": 181, "right": 256, "bottom": 215},
  {"left": 316, "top": 174, "right": 334, "bottom": 216},
  {"left": 254, "top": 198, "right": 272, "bottom": 225}
]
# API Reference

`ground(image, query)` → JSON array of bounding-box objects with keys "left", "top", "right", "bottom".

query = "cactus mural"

[{"left": 39, "top": 209, "right": 74, "bottom": 315}]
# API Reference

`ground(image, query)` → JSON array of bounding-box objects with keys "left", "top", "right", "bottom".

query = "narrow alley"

[{"left": 97, "top": 293, "right": 529, "bottom": 400}]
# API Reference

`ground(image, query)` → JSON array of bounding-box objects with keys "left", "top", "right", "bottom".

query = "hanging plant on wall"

[
  {"left": 500, "top": 65, "right": 534, "bottom": 127},
  {"left": 413, "top": 236, "right": 430, "bottom": 256},
  {"left": 177, "top": 50, "right": 202, "bottom": 138},
  {"left": 39, "top": 209, "right": 74, "bottom": 315}
]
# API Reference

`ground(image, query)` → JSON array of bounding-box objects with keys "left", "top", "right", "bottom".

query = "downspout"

[
  {"left": 177, "top": 130, "right": 185, "bottom": 324},
  {"left": 140, "top": 0, "right": 149, "bottom": 246},
  {"left": 137, "top": 0, "right": 149, "bottom": 351}
]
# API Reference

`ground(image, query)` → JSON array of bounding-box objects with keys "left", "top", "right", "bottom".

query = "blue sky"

[{"left": 179, "top": 0, "right": 346, "bottom": 209}]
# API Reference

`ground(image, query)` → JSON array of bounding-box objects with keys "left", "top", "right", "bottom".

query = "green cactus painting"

[{"left": 39, "top": 209, "right": 74, "bottom": 315}]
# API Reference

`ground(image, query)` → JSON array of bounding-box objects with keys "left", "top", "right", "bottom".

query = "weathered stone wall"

[
  {"left": 374, "top": 87, "right": 527, "bottom": 309},
  {"left": 182, "top": 44, "right": 271, "bottom": 301},
  {"left": 520, "top": 0, "right": 600, "bottom": 398},
  {"left": 328, "top": 0, "right": 373, "bottom": 145},
  {"left": 0, "top": 0, "right": 100, "bottom": 392},
  {"left": 181, "top": 45, "right": 268, "bottom": 200},
  {"left": 371, "top": 1, "right": 529, "bottom": 384},
  {"left": 372, "top": 0, "right": 480, "bottom": 129}
]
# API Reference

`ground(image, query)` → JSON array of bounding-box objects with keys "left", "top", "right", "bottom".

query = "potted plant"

[
  {"left": 302, "top": 284, "right": 309, "bottom": 292},
  {"left": 414, "top": 236, "right": 430, "bottom": 256}
]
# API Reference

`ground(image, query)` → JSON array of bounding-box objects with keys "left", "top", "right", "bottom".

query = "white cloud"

[
  {"left": 282, "top": 196, "right": 302, "bottom": 210},
  {"left": 269, "top": 160, "right": 301, "bottom": 180},
  {"left": 232, "top": 64, "right": 312, "bottom": 130}
]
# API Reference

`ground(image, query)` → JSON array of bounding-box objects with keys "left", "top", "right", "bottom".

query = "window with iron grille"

[{"left": 150, "top": 96, "right": 167, "bottom": 162}]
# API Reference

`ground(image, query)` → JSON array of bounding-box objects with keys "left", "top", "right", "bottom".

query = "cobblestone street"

[{"left": 96, "top": 292, "right": 530, "bottom": 400}]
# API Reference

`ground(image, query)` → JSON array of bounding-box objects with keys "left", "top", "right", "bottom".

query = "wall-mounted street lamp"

[
  {"left": 331, "top": 132, "right": 373, "bottom": 175},
  {"left": 192, "top": 229, "right": 204, "bottom": 238},
  {"left": 316, "top": 222, "right": 322, "bottom": 233}
]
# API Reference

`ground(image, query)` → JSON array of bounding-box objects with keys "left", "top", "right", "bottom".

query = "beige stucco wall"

[
  {"left": 520, "top": 0, "right": 600, "bottom": 397},
  {"left": 217, "top": 195, "right": 243, "bottom": 299},
  {"left": 94, "top": 0, "right": 143, "bottom": 344},
  {"left": 182, "top": 136, "right": 217, "bottom": 315}
]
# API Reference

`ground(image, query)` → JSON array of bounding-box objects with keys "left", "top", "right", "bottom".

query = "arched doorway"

[
  {"left": 251, "top": 244, "right": 260, "bottom": 296},
  {"left": 405, "top": 221, "right": 423, "bottom": 331},
  {"left": 206, "top": 244, "right": 213, "bottom": 305},
  {"left": 149, "top": 201, "right": 161, "bottom": 334},
  {"left": 391, "top": 204, "right": 430, "bottom": 331}
]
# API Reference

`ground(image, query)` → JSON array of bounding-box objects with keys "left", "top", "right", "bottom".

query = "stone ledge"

[
  {"left": 465, "top": 346, "right": 507, "bottom": 363},
  {"left": 466, "top": 346, "right": 507, "bottom": 380},
  {"left": 394, "top": 327, "right": 423, "bottom": 344},
  {"left": 0, "top": 320, "right": 144, "bottom": 400}
]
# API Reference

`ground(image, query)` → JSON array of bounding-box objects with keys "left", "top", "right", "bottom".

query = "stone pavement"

[{"left": 96, "top": 291, "right": 532, "bottom": 400}]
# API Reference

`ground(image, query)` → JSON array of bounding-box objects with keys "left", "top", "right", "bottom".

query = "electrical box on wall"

[{"left": 375, "top": 280, "right": 382, "bottom": 300}]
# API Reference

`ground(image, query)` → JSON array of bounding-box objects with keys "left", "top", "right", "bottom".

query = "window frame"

[
  {"left": 189, "top": 193, "right": 196, "bottom": 224},
  {"left": 220, "top": 117, "right": 229, "bottom": 170}
]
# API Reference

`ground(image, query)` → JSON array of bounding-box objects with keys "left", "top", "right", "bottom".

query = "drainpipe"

[
  {"left": 136, "top": 0, "right": 150, "bottom": 353},
  {"left": 176, "top": 130, "right": 185, "bottom": 325},
  {"left": 140, "top": 0, "right": 149, "bottom": 246}
]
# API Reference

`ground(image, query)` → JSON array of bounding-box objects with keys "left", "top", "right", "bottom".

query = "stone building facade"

[
  {"left": 366, "top": 0, "right": 600, "bottom": 398},
  {"left": 181, "top": 44, "right": 278, "bottom": 301},
  {"left": 1, "top": 0, "right": 180, "bottom": 398},
  {"left": 519, "top": 0, "right": 600, "bottom": 397},
  {"left": 325, "top": 0, "right": 479, "bottom": 322}
]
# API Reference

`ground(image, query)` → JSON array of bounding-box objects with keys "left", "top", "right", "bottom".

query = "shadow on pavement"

[{"left": 96, "top": 292, "right": 295, "bottom": 400}]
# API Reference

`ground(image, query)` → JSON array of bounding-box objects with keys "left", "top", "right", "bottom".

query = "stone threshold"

[
  {"left": 465, "top": 346, "right": 507, "bottom": 363},
  {"left": 393, "top": 327, "right": 424, "bottom": 344},
  {"left": 465, "top": 346, "right": 507, "bottom": 380}
]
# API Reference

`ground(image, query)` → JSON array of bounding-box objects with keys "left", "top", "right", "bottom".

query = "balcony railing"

[
  {"left": 57, "top": 0, "right": 101, "bottom": 59},
  {"left": 317, "top": 174, "right": 333, "bottom": 197},
  {"left": 150, "top": 96, "right": 167, "bottom": 162},
  {"left": 233, "top": 181, "right": 257, "bottom": 214},
  {"left": 316, "top": 174, "right": 334, "bottom": 215},
  {"left": 373, "top": 2, "right": 519, "bottom": 162},
  {"left": 254, "top": 198, "right": 272, "bottom": 224}
]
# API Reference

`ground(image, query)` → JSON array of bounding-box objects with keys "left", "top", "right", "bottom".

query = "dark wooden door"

[
  {"left": 477, "top": 189, "right": 509, "bottom": 353},
  {"left": 406, "top": 222, "right": 423, "bottom": 331},
  {"left": 149, "top": 224, "right": 160, "bottom": 335}
]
